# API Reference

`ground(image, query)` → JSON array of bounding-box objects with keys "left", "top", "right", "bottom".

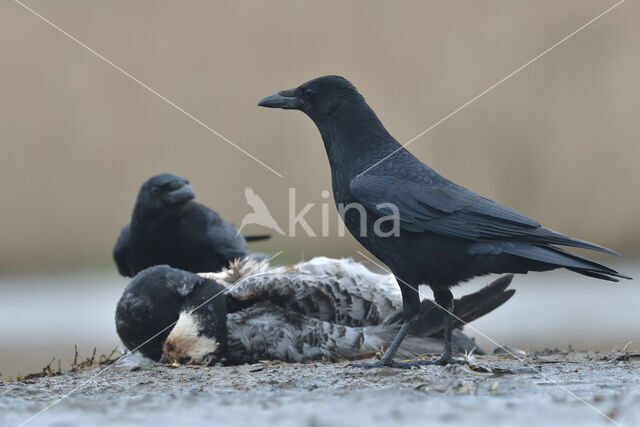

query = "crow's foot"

[
  {"left": 418, "top": 355, "right": 468, "bottom": 366},
  {"left": 347, "top": 359, "right": 423, "bottom": 369}
]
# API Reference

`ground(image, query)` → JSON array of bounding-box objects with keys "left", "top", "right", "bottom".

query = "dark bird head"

[
  {"left": 116, "top": 265, "right": 229, "bottom": 364},
  {"left": 258, "top": 75, "right": 369, "bottom": 125},
  {"left": 134, "top": 173, "right": 196, "bottom": 218},
  {"left": 258, "top": 76, "right": 392, "bottom": 166}
]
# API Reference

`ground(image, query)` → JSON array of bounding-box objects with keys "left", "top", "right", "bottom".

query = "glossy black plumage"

[
  {"left": 258, "top": 75, "right": 630, "bottom": 367},
  {"left": 113, "top": 173, "right": 269, "bottom": 276}
]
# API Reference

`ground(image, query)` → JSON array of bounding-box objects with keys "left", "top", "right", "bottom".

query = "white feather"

[{"left": 163, "top": 311, "right": 219, "bottom": 363}]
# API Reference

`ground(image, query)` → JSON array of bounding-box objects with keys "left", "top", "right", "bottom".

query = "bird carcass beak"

[{"left": 258, "top": 88, "right": 302, "bottom": 109}]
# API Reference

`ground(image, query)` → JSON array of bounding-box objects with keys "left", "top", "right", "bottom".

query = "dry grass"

[{"left": 4, "top": 345, "right": 121, "bottom": 382}]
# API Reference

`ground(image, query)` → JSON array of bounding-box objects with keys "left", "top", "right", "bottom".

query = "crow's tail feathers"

[
  {"left": 412, "top": 274, "right": 516, "bottom": 339},
  {"left": 534, "top": 227, "right": 621, "bottom": 256},
  {"left": 504, "top": 244, "right": 631, "bottom": 282},
  {"left": 549, "top": 245, "right": 631, "bottom": 281},
  {"left": 244, "top": 234, "right": 271, "bottom": 242}
]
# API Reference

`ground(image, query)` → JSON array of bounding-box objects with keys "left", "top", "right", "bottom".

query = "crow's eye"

[
  {"left": 151, "top": 187, "right": 160, "bottom": 195},
  {"left": 303, "top": 88, "right": 313, "bottom": 99}
]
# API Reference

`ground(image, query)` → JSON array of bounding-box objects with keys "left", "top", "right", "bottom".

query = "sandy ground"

[{"left": 1, "top": 350, "right": 638, "bottom": 427}]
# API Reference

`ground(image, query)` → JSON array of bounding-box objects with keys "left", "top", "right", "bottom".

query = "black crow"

[
  {"left": 258, "top": 75, "right": 630, "bottom": 368},
  {"left": 115, "top": 258, "right": 515, "bottom": 364},
  {"left": 113, "top": 173, "right": 270, "bottom": 277}
]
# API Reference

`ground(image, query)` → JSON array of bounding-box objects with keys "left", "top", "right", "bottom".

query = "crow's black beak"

[
  {"left": 258, "top": 88, "right": 302, "bottom": 109},
  {"left": 165, "top": 184, "right": 196, "bottom": 204}
]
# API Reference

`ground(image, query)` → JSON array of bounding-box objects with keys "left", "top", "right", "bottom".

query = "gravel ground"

[{"left": 1, "top": 350, "right": 638, "bottom": 427}]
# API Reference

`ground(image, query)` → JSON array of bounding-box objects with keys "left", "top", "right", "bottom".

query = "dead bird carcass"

[{"left": 115, "top": 257, "right": 515, "bottom": 365}]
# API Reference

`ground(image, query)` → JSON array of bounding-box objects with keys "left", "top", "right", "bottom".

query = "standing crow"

[
  {"left": 113, "top": 173, "right": 270, "bottom": 277},
  {"left": 258, "top": 75, "right": 630, "bottom": 368},
  {"left": 115, "top": 258, "right": 515, "bottom": 364}
]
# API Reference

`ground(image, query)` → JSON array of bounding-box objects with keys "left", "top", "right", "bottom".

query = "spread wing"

[{"left": 349, "top": 174, "right": 616, "bottom": 254}]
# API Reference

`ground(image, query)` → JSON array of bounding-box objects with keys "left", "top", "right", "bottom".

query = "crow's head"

[
  {"left": 134, "top": 173, "right": 196, "bottom": 217},
  {"left": 258, "top": 75, "right": 363, "bottom": 124}
]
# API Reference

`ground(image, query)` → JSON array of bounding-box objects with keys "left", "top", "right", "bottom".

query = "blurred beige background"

[
  {"left": 1, "top": 0, "right": 639, "bottom": 377},
  {"left": 0, "top": 0, "right": 638, "bottom": 272}
]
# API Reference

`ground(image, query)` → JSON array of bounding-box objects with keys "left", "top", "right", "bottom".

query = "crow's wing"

[
  {"left": 113, "top": 224, "right": 135, "bottom": 276},
  {"left": 203, "top": 208, "right": 248, "bottom": 260},
  {"left": 349, "top": 174, "right": 617, "bottom": 254}
]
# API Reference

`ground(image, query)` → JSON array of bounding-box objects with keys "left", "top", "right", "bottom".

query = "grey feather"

[
  {"left": 209, "top": 257, "right": 512, "bottom": 363},
  {"left": 225, "top": 302, "right": 462, "bottom": 363}
]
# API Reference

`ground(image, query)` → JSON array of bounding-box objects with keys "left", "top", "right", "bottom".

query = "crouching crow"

[{"left": 113, "top": 173, "right": 269, "bottom": 277}]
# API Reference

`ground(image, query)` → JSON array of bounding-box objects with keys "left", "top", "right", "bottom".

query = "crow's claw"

[
  {"left": 347, "top": 359, "right": 422, "bottom": 369},
  {"left": 418, "top": 355, "right": 468, "bottom": 366}
]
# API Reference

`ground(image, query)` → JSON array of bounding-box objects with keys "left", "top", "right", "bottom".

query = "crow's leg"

[
  {"left": 419, "top": 288, "right": 468, "bottom": 366},
  {"left": 348, "top": 281, "right": 421, "bottom": 369}
]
